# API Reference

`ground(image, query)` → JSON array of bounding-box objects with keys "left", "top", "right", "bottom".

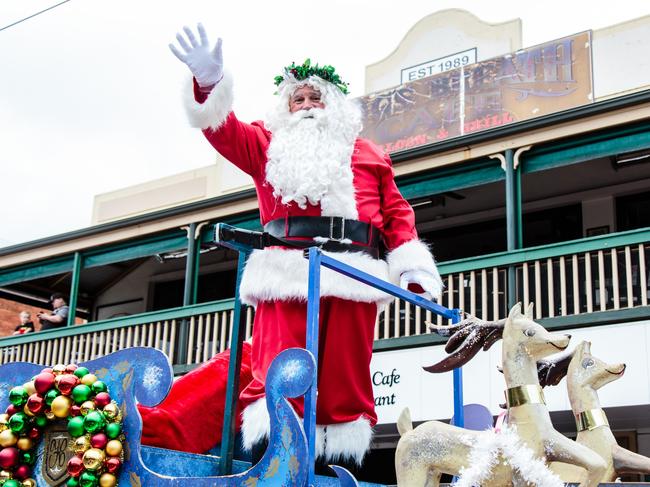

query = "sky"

[{"left": 1, "top": 0, "right": 649, "bottom": 248}]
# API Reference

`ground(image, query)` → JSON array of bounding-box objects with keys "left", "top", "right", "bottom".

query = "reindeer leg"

[
  {"left": 545, "top": 431, "right": 606, "bottom": 487},
  {"left": 613, "top": 444, "right": 650, "bottom": 475}
]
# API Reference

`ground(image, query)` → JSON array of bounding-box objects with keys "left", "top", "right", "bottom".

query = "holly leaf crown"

[{"left": 274, "top": 58, "right": 349, "bottom": 95}]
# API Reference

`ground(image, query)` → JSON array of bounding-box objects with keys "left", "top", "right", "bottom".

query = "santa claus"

[{"left": 167, "top": 24, "right": 443, "bottom": 469}]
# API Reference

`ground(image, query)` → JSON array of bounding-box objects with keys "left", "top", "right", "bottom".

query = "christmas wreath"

[
  {"left": 0, "top": 364, "right": 124, "bottom": 487},
  {"left": 274, "top": 58, "right": 350, "bottom": 95}
]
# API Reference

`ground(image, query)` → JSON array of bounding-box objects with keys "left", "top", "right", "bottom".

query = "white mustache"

[{"left": 290, "top": 108, "right": 326, "bottom": 123}]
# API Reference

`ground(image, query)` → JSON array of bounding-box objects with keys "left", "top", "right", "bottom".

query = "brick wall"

[{"left": 0, "top": 298, "right": 84, "bottom": 338}]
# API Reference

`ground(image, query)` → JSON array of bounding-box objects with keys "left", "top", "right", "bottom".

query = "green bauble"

[
  {"left": 3, "top": 479, "right": 21, "bottom": 487},
  {"left": 9, "top": 387, "right": 28, "bottom": 407},
  {"left": 73, "top": 367, "right": 89, "bottom": 379},
  {"left": 68, "top": 416, "right": 85, "bottom": 437},
  {"left": 35, "top": 415, "right": 48, "bottom": 428},
  {"left": 44, "top": 388, "right": 60, "bottom": 406},
  {"left": 72, "top": 385, "right": 92, "bottom": 404},
  {"left": 83, "top": 411, "right": 105, "bottom": 434},
  {"left": 67, "top": 478, "right": 81, "bottom": 487},
  {"left": 79, "top": 471, "right": 98, "bottom": 487},
  {"left": 90, "top": 381, "right": 107, "bottom": 394},
  {"left": 105, "top": 422, "right": 121, "bottom": 439},
  {"left": 21, "top": 451, "right": 35, "bottom": 465},
  {"left": 8, "top": 412, "right": 27, "bottom": 434}
]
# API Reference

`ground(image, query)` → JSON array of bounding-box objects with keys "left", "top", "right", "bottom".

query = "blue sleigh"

[{"left": 0, "top": 225, "right": 463, "bottom": 486}]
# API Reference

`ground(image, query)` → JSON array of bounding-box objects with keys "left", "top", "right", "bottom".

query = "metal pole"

[
  {"left": 304, "top": 247, "right": 321, "bottom": 487},
  {"left": 67, "top": 252, "right": 82, "bottom": 326},
  {"left": 177, "top": 223, "right": 197, "bottom": 365},
  {"left": 505, "top": 149, "right": 517, "bottom": 310},
  {"left": 219, "top": 251, "right": 249, "bottom": 475},
  {"left": 451, "top": 308, "right": 464, "bottom": 427}
]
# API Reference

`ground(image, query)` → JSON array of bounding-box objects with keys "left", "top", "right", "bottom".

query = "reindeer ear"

[
  {"left": 582, "top": 341, "right": 591, "bottom": 354},
  {"left": 508, "top": 302, "right": 522, "bottom": 320},
  {"left": 525, "top": 302, "right": 534, "bottom": 319}
]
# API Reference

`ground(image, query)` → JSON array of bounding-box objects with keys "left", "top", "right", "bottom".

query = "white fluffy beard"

[{"left": 264, "top": 77, "right": 362, "bottom": 218}]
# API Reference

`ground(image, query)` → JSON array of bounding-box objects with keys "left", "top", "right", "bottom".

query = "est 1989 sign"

[{"left": 400, "top": 47, "right": 477, "bottom": 84}]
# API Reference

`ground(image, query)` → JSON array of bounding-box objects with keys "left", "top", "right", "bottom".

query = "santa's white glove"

[
  {"left": 169, "top": 23, "right": 223, "bottom": 88},
  {"left": 400, "top": 269, "right": 443, "bottom": 301}
]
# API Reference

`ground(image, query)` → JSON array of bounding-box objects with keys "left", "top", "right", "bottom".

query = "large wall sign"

[{"left": 360, "top": 32, "right": 593, "bottom": 154}]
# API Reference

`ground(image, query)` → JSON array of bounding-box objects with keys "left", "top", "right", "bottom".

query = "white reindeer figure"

[
  {"left": 394, "top": 303, "right": 607, "bottom": 487},
  {"left": 549, "top": 340, "right": 650, "bottom": 483}
]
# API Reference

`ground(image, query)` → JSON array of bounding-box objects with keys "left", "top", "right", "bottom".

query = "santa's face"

[{"left": 288, "top": 85, "right": 325, "bottom": 113}]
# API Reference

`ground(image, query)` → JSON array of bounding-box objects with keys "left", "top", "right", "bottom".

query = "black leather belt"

[{"left": 264, "top": 216, "right": 380, "bottom": 246}]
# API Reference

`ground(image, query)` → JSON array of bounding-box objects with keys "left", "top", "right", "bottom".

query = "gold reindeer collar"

[
  {"left": 575, "top": 408, "right": 609, "bottom": 432},
  {"left": 506, "top": 384, "right": 546, "bottom": 408}
]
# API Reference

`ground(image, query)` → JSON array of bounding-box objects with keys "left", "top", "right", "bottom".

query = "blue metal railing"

[{"left": 214, "top": 224, "right": 464, "bottom": 483}]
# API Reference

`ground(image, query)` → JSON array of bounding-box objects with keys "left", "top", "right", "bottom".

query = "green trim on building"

[
  {"left": 83, "top": 231, "right": 188, "bottom": 268},
  {"left": 0, "top": 255, "right": 75, "bottom": 287},
  {"left": 438, "top": 227, "right": 650, "bottom": 275}
]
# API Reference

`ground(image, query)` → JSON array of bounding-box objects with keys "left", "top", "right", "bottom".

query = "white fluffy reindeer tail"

[{"left": 396, "top": 407, "right": 413, "bottom": 436}]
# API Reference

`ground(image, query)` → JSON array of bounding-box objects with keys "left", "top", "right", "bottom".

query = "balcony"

[{"left": 2, "top": 227, "right": 649, "bottom": 369}]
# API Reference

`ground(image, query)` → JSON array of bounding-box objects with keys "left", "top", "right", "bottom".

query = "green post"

[
  {"left": 177, "top": 223, "right": 198, "bottom": 365},
  {"left": 505, "top": 149, "right": 517, "bottom": 309},
  {"left": 515, "top": 160, "right": 523, "bottom": 249},
  {"left": 67, "top": 252, "right": 82, "bottom": 326}
]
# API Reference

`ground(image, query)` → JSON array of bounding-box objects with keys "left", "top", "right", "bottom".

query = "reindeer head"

[
  {"left": 568, "top": 341, "right": 626, "bottom": 392},
  {"left": 503, "top": 303, "right": 571, "bottom": 362}
]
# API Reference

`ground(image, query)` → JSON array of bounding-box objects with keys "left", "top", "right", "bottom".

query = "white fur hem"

[
  {"left": 241, "top": 397, "right": 270, "bottom": 451},
  {"left": 387, "top": 239, "right": 442, "bottom": 290},
  {"left": 323, "top": 416, "right": 373, "bottom": 466},
  {"left": 239, "top": 248, "right": 391, "bottom": 306},
  {"left": 241, "top": 398, "right": 372, "bottom": 465},
  {"left": 183, "top": 70, "right": 234, "bottom": 130}
]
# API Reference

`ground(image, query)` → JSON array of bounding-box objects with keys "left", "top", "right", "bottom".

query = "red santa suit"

[{"left": 184, "top": 71, "right": 441, "bottom": 465}]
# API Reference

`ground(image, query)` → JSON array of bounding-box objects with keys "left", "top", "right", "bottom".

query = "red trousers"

[{"left": 240, "top": 297, "right": 378, "bottom": 426}]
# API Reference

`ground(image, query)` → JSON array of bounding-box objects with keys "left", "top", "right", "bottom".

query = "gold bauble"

[
  {"left": 17, "top": 437, "right": 33, "bottom": 451},
  {"left": 82, "top": 448, "right": 105, "bottom": 471},
  {"left": 0, "top": 414, "right": 9, "bottom": 425},
  {"left": 0, "top": 470, "right": 11, "bottom": 481},
  {"left": 99, "top": 473, "right": 118, "bottom": 487},
  {"left": 52, "top": 364, "right": 66, "bottom": 375},
  {"left": 105, "top": 439, "right": 123, "bottom": 457},
  {"left": 80, "top": 374, "right": 97, "bottom": 386},
  {"left": 73, "top": 435, "right": 91, "bottom": 454},
  {"left": 44, "top": 410, "right": 55, "bottom": 420},
  {"left": 103, "top": 403, "right": 120, "bottom": 421},
  {"left": 23, "top": 381, "right": 36, "bottom": 396},
  {"left": 0, "top": 424, "right": 6, "bottom": 433},
  {"left": 0, "top": 429, "right": 18, "bottom": 447},
  {"left": 51, "top": 395, "right": 72, "bottom": 418},
  {"left": 22, "top": 480, "right": 37, "bottom": 487},
  {"left": 23, "top": 404, "right": 35, "bottom": 417},
  {"left": 80, "top": 401, "right": 96, "bottom": 416}
]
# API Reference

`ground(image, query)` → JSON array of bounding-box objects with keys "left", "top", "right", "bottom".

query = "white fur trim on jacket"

[
  {"left": 241, "top": 399, "right": 372, "bottom": 465},
  {"left": 239, "top": 248, "right": 391, "bottom": 306},
  {"left": 387, "top": 239, "right": 443, "bottom": 294},
  {"left": 183, "top": 70, "right": 234, "bottom": 130}
]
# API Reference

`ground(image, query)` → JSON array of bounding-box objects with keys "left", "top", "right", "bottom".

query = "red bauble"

[
  {"left": 41, "top": 368, "right": 53, "bottom": 374},
  {"left": 56, "top": 375, "right": 80, "bottom": 396},
  {"left": 26, "top": 394, "right": 45, "bottom": 415},
  {"left": 34, "top": 372, "right": 56, "bottom": 395},
  {"left": 90, "top": 433, "right": 108, "bottom": 450},
  {"left": 65, "top": 364, "right": 79, "bottom": 373},
  {"left": 0, "top": 447, "right": 20, "bottom": 469},
  {"left": 5, "top": 404, "right": 20, "bottom": 416},
  {"left": 67, "top": 456, "right": 84, "bottom": 477},
  {"left": 27, "top": 427, "right": 41, "bottom": 440},
  {"left": 13, "top": 464, "right": 30, "bottom": 480},
  {"left": 70, "top": 405, "right": 82, "bottom": 417},
  {"left": 105, "top": 456, "right": 121, "bottom": 474},
  {"left": 94, "top": 393, "right": 111, "bottom": 408}
]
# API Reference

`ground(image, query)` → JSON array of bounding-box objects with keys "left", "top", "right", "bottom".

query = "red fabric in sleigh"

[{"left": 138, "top": 342, "right": 253, "bottom": 454}]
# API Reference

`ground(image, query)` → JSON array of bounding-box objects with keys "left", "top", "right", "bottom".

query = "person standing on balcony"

[
  {"left": 37, "top": 293, "right": 69, "bottom": 331},
  {"left": 169, "top": 24, "right": 443, "bottom": 469}
]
